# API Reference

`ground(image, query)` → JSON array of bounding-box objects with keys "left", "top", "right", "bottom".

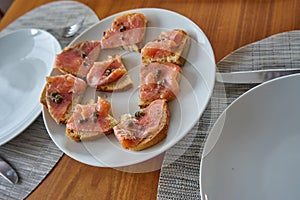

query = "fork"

[{"left": 46, "top": 18, "right": 84, "bottom": 38}]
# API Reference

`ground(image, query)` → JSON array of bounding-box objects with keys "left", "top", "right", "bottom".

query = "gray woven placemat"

[
  {"left": 157, "top": 30, "right": 300, "bottom": 199},
  {"left": 0, "top": 2, "right": 99, "bottom": 199}
]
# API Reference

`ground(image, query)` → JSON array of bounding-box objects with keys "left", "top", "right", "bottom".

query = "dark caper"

[
  {"left": 105, "top": 69, "right": 113, "bottom": 76},
  {"left": 119, "top": 25, "right": 127, "bottom": 32},
  {"left": 50, "top": 92, "right": 63, "bottom": 103},
  {"left": 92, "top": 111, "right": 99, "bottom": 123},
  {"left": 156, "top": 69, "right": 162, "bottom": 79},
  {"left": 135, "top": 110, "right": 145, "bottom": 118},
  {"left": 81, "top": 51, "right": 87, "bottom": 58}
]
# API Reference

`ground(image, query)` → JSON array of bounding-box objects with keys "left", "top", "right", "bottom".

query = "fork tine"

[{"left": 62, "top": 18, "right": 84, "bottom": 38}]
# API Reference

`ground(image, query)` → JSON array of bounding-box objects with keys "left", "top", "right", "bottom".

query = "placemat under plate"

[{"left": 157, "top": 30, "right": 300, "bottom": 199}]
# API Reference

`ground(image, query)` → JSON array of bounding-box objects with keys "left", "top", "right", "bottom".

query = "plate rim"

[
  {"left": 0, "top": 28, "right": 61, "bottom": 145},
  {"left": 199, "top": 73, "right": 300, "bottom": 199}
]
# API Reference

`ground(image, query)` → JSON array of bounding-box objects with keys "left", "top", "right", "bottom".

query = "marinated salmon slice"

[
  {"left": 139, "top": 62, "right": 181, "bottom": 107},
  {"left": 44, "top": 74, "right": 87, "bottom": 124},
  {"left": 86, "top": 55, "right": 132, "bottom": 91},
  {"left": 66, "top": 97, "right": 118, "bottom": 141},
  {"left": 55, "top": 41, "right": 100, "bottom": 78},
  {"left": 113, "top": 99, "right": 169, "bottom": 151},
  {"left": 141, "top": 29, "right": 190, "bottom": 66},
  {"left": 100, "top": 12, "right": 147, "bottom": 51}
]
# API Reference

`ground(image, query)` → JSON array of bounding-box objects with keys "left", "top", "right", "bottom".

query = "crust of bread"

[
  {"left": 96, "top": 73, "right": 133, "bottom": 92},
  {"left": 40, "top": 85, "right": 47, "bottom": 109},
  {"left": 119, "top": 101, "right": 170, "bottom": 151},
  {"left": 120, "top": 42, "right": 143, "bottom": 52},
  {"left": 138, "top": 99, "right": 153, "bottom": 108},
  {"left": 142, "top": 29, "right": 191, "bottom": 67},
  {"left": 66, "top": 115, "right": 118, "bottom": 142}
]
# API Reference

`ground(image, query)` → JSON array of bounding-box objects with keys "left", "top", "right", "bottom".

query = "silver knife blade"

[
  {"left": 216, "top": 68, "right": 300, "bottom": 83},
  {"left": 0, "top": 157, "right": 18, "bottom": 184}
]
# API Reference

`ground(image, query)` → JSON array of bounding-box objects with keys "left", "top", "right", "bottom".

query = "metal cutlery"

[
  {"left": 0, "top": 157, "right": 18, "bottom": 184},
  {"left": 216, "top": 68, "right": 300, "bottom": 84},
  {"left": 46, "top": 18, "right": 84, "bottom": 38}
]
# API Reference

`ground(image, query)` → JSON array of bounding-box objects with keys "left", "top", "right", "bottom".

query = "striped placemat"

[
  {"left": 0, "top": 2, "right": 99, "bottom": 199},
  {"left": 157, "top": 30, "right": 300, "bottom": 199}
]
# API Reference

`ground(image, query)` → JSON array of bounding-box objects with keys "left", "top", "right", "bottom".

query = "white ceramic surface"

[
  {"left": 0, "top": 29, "right": 61, "bottom": 145},
  {"left": 200, "top": 74, "right": 300, "bottom": 200},
  {"left": 43, "top": 8, "right": 216, "bottom": 167}
]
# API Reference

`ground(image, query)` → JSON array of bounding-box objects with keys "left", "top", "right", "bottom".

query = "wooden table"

[{"left": 0, "top": 0, "right": 299, "bottom": 199}]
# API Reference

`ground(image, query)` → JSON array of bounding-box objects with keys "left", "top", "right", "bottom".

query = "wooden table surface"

[{"left": 0, "top": 0, "right": 299, "bottom": 199}]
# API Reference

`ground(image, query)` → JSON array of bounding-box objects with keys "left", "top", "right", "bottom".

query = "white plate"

[
  {"left": 0, "top": 29, "right": 61, "bottom": 145},
  {"left": 200, "top": 74, "right": 300, "bottom": 200},
  {"left": 43, "top": 8, "right": 216, "bottom": 167}
]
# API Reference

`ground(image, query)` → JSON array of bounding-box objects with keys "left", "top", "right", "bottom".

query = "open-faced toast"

[
  {"left": 141, "top": 29, "right": 190, "bottom": 67},
  {"left": 139, "top": 62, "right": 181, "bottom": 107},
  {"left": 66, "top": 97, "right": 118, "bottom": 142},
  {"left": 86, "top": 55, "right": 133, "bottom": 92},
  {"left": 100, "top": 12, "right": 147, "bottom": 52},
  {"left": 113, "top": 99, "right": 169, "bottom": 151},
  {"left": 55, "top": 41, "right": 100, "bottom": 78},
  {"left": 40, "top": 74, "right": 87, "bottom": 124}
]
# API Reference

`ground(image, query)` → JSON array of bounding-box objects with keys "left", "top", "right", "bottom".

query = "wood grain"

[{"left": 0, "top": 0, "right": 299, "bottom": 199}]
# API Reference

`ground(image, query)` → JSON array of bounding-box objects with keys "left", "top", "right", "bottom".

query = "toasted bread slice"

[
  {"left": 40, "top": 74, "right": 87, "bottom": 124},
  {"left": 66, "top": 97, "right": 118, "bottom": 142},
  {"left": 113, "top": 99, "right": 169, "bottom": 151},
  {"left": 96, "top": 73, "right": 133, "bottom": 92},
  {"left": 66, "top": 114, "right": 117, "bottom": 142},
  {"left": 138, "top": 62, "right": 181, "bottom": 108},
  {"left": 141, "top": 29, "right": 191, "bottom": 67},
  {"left": 40, "top": 85, "right": 47, "bottom": 108},
  {"left": 55, "top": 41, "right": 100, "bottom": 78},
  {"left": 100, "top": 12, "right": 147, "bottom": 52},
  {"left": 87, "top": 55, "right": 133, "bottom": 92}
]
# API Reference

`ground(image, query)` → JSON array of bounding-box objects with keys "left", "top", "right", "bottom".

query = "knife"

[
  {"left": 216, "top": 68, "right": 300, "bottom": 84},
  {"left": 0, "top": 157, "right": 18, "bottom": 184}
]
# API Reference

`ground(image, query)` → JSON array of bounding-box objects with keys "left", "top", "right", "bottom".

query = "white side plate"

[
  {"left": 0, "top": 29, "right": 61, "bottom": 145},
  {"left": 43, "top": 8, "right": 216, "bottom": 167},
  {"left": 200, "top": 74, "right": 300, "bottom": 200}
]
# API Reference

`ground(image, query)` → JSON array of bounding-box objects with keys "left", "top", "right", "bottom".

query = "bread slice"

[
  {"left": 40, "top": 86, "right": 85, "bottom": 123},
  {"left": 40, "top": 74, "right": 87, "bottom": 124},
  {"left": 100, "top": 12, "right": 147, "bottom": 52},
  {"left": 66, "top": 115, "right": 117, "bottom": 142},
  {"left": 66, "top": 97, "right": 118, "bottom": 142},
  {"left": 40, "top": 85, "right": 47, "bottom": 108},
  {"left": 86, "top": 55, "right": 133, "bottom": 92},
  {"left": 141, "top": 29, "right": 191, "bottom": 67},
  {"left": 96, "top": 73, "right": 133, "bottom": 92},
  {"left": 113, "top": 99, "right": 169, "bottom": 151},
  {"left": 138, "top": 62, "right": 181, "bottom": 108},
  {"left": 55, "top": 41, "right": 100, "bottom": 78}
]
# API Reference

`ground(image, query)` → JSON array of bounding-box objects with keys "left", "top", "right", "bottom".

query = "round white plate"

[
  {"left": 0, "top": 29, "right": 61, "bottom": 145},
  {"left": 43, "top": 8, "right": 216, "bottom": 167},
  {"left": 200, "top": 74, "right": 300, "bottom": 200}
]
